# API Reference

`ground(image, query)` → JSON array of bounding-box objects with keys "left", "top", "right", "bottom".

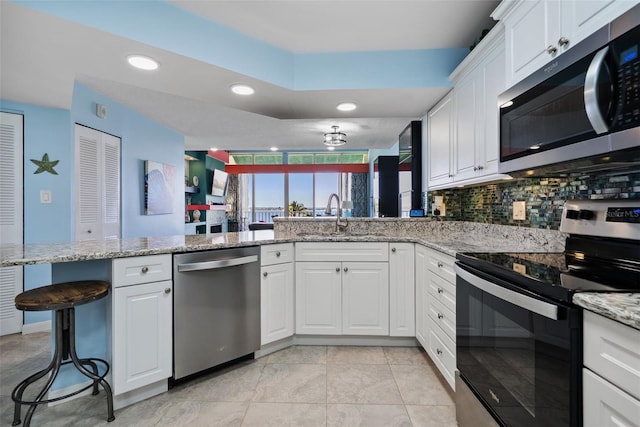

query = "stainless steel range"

[{"left": 455, "top": 200, "right": 640, "bottom": 427}]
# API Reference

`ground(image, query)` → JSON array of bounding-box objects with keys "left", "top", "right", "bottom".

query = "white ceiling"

[{"left": 0, "top": 1, "right": 500, "bottom": 152}]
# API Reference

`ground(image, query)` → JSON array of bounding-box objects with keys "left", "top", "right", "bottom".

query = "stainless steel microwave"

[{"left": 498, "top": 4, "right": 640, "bottom": 177}]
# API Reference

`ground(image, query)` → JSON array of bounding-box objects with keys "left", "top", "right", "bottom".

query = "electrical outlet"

[
  {"left": 513, "top": 201, "right": 526, "bottom": 220},
  {"left": 40, "top": 190, "right": 52, "bottom": 204}
]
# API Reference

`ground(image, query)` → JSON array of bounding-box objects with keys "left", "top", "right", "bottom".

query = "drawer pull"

[
  {"left": 275, "top": 251, "right": 281, "bottom": 257},
  {"left": 141, "top": 266, "right": 149, "bottom": 274},
  {"left": 437, "top": 262, "right": 443, "bottom": 268},
  {"left": 336, "top": 267, "right": 341, "bottom": 272},
  {"left": 436, "top": 348, "right": 442, "bottom": 356},
  {"left": 558, "top": 36, "right": 569, "bottom": 47},
  {"left": 437, "top": 313, "right": 444, "bottom": 320},
  {"left": 437, "top": 288, "right": 443, "bottom": 294},
  {"left": 343, "top": 267, "right": 349, "bottom": 273},
  {"left": 263, "top": 272, "right": 268, "bottom": 277},
  {"left": 547, "top": 45, "right": 557, "bottom": 55},
  {"left": 391, "top": 247, "right": 396, "bottom": 253},
  {"left": 164, "top": 288, "right": 171, "bottom": 294}
]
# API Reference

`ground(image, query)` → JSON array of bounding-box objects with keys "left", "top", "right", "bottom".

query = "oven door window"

[{"left": 457, "top": 278, "right": 572, "bottom": 427}]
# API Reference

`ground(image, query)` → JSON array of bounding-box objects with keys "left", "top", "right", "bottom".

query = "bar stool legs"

[{"left": 11, "top": 308, "right": 115, "bottom": 426}]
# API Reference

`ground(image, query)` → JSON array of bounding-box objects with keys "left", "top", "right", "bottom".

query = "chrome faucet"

[{"left": 325, "top": 193, "right": 347, "bottom": 231}]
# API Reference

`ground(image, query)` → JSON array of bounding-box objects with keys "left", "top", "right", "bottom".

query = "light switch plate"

[
  {"left": 513, "top": 201, "right": 526, "bottom": 220},
  {"left": 40, "top": 190, "right": 52, "bottom": 204}
]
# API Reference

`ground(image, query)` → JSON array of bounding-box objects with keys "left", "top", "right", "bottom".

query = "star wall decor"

[{"left": 30, "top": 153, "right": 59, "bottom": 175}]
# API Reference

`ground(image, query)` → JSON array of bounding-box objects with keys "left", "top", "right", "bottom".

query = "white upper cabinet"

[
  {"left": 428, "top": 24, "right": 508, "bottom": 190},
  {"left": 496, "top": 0, "right": 639, "bottom": 88},
  {"left": 427, "top": 91, "right": 454, "bottom": 188}
]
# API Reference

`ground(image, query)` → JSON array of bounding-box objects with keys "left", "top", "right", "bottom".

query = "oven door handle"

[{"left": 454, "top": 264, "right": 558, "bottom": 320}]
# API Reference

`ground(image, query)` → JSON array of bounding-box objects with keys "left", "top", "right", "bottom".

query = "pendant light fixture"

[{"left": 323, "top": 125, "right": 347, "bottom": 147}]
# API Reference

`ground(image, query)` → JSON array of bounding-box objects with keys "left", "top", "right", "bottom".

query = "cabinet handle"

[
  {"left": 448, "top": 174, "right": 454, "bottom": 178},
  {"left": 141, "top": 266, "right": 149, "bottom": 274},
  {"left": 164, "top": 288, "right": 171, "bottom": 294},
  {"left": 336, "top": 267, "right": 341, "bottom": 272},
  {"left": 473, "top": 166, "right": 478, "bottom": 171},
  {"left": 437, "top": 313, "right": 444, "bottom": 320},
  {"left": 437, "top": 287, "right": 444, "bottom": 294},
  {"left": 436, "top": 348, "right": 442, "bottom": 356},
  {"left": 558, "top": 36, "right": 569, "bottom": 47},
  {"left": 391, "top": 247, "right": 396, "bottom": 253},
  {"left": 343, "top": 267, "right": 349, "bottom": 273},
  {"left": 87, "top": 229, "right": 92, "bottom": 234},
  {"left": 275, "top": 251, "right": 281, "bottom": 257},
  {"left": 547, "top": 45, "right": 557, "bottom": 55},
  {"left": 477, "top": 165, "right": 484, "bottom": 171},
  {"left": 263, "top": 272, "right": 268, "bottom": 277},
  {"left": 437, "top": 262, "right": 443, "bottom": 268}
]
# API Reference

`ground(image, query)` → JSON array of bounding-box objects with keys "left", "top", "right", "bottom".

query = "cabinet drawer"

[
  {"left": 583, "top": 368, "right": 640, "bottom": 427},
  {"left": 428, "top": 297, "right": 456, "bottom": 343},
  {"left": 584, "top": 311, "right": 640, "bottom": 401},
  {"left": 261, "top": 243, "right": 294, "bottom": 266},
  {"left": 427, "top": 272, "right": 456, "bottom": 313},
  {"left": 112, "top": 254, "right": 172, "bottom": 287},
  {"left": 427, "top": 317, "right": 456, "bottom": 390},
  {"left": 427, "top": 250, "right": 455, "bottom": 283},
  {"left": 295, "top": 242, "right": 388, "bottom": 262}
]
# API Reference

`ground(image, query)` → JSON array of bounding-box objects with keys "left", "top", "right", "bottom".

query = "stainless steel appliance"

[
  {"left": 498, "top": 4, "right": 640, "bottom": 177},
  {"left": 172, "top": 246, "right": 260, "bottom": 381},
  {"left": 455, "top": 200, "right": 640, "bottom": 427}
]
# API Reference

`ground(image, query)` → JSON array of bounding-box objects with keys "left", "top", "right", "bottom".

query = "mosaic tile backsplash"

[{"left": 425, "top": 172, "right": 640, "bottom": 230}]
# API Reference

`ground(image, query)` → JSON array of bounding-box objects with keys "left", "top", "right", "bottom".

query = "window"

[{"left": 253, "top": 173, "right": 284, "bottom": 222}]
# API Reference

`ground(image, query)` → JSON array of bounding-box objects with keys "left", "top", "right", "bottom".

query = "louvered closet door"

[
  {"left": 0, "top": 112, "right": 24, "bottom": 336},
  {"left": 75, "top": 125, "right": 120, "bottom": 240}
]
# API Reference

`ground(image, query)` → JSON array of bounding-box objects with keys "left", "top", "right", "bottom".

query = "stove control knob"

[
  {"left": 578, "top": 210, "right": 595, "bottom": 220},
  {"left": 566, "top": 210, "right": 580, "bottom": 219}
]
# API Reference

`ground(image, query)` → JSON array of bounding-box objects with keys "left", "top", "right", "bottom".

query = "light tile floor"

[{"left": 0, "top": 332, "right": 457, "bottom": 426}]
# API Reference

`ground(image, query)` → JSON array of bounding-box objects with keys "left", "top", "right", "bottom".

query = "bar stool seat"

[{"left": 12, "top": 280, "right": 115, "bottom": 426}]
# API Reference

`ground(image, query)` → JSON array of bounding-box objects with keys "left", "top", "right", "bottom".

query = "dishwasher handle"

[{"left": 177, "top": 255, "right": 258, "bottom": 272}]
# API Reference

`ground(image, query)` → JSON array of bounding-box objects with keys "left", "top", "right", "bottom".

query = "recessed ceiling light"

[
  {"left": 270, "top": 146, "right": 278, "bottom": 151},
  {"left": 127, "top": 55, "right": 159, "bottom": 70},
  {"left": 327, "top": 146, "right": 336, "bottom": 151},
  {"left": 337, "top": 102, "right": 357, "bottom": 112},
  {"left": 210, "top": 147, "right": 218, "bottom": 152},
  {"left": 231, "top": 84, "right": 255, "bottom": 95}
]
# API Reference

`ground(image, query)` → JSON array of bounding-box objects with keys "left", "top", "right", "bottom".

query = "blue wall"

[{"left": 2, "top": 84, "right": 185, "bottom": 325}]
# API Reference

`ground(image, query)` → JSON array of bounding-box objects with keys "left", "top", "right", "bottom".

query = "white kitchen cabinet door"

[
  {"left": 583, "top": 368, "right": 640, "bottom": 427},
  {"left": 503, "top": 0, "right": 561, "bottom": 87},
  {"left": 453, "top": 73, "right": 479, "bottom": 182},
  {"left": 295, "top": 262, "right": 342, "bottom": 335},
  {"left": 389, "top": 243, "right": 415, "bottom": 337},
  {"left": 481, "top": 44, "right": 505, "bottom": 174},
  {"left": 112, "top": 280, "right": 172, "bottom": 395},
  {"left": 261, "top": 262, "right": 294, "bottom": 345},
  {"left": 427, "top": 92, "right": 454, "bottom": 188},
  {"left": 414, "top": 245, "right": 429, "bottom": 349},
  {"left": 342, "top": 261, "right": 389, "bottom": 336}
]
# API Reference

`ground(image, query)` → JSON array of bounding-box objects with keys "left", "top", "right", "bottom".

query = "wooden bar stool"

[{"left": 11, "top": 280, "right": 115, "bottom": 426}]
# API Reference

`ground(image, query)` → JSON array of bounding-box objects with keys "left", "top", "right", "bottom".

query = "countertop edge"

[{"left": 572, "top": 293, "right": 640, "bottom": 331}]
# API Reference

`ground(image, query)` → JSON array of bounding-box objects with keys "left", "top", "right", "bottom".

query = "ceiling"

[{"left": 0, "top": 1, "right": 500, "bottom": 152}]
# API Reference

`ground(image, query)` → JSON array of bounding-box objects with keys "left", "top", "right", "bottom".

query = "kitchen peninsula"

[{"left": 2, "top": 218, "right": 638, "bottom": 414}]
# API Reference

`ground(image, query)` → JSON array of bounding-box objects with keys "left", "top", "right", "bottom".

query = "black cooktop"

[{"left": 456, "top": 243, "right": 640, "bottom": 303}]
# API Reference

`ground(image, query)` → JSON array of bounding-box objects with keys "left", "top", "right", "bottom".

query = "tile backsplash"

[{"left": 425, "top": 172, "right": 640, "bottom": 230}]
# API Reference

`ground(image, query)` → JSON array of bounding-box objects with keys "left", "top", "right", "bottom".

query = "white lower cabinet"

[
  {"left": 342, "top": 262, "right": 389, "bottom": 335},
  {"left": 260, "top": 244, "right": 294, "bottom": 345},
  {"left": 583, "top": 310, "right": 640, "bottom": 426},
  {"left": 417, "top": 246, "right": 457, "bottom": 390},
  {"left": 389, "top": 243, "right": 415, "bottom": 337},
  {"left": 414, "top": 245, "right": 429, "bottom": 348},
  {"left": 296, "top": 261, "right": 389, "bottom": 335},
  {"left": 111, "top": 254, "right": 173, "bottom": 395}
]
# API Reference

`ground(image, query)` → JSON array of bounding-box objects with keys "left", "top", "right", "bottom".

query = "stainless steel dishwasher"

[{"left": 172, "top": 246, "right": 260, "bottom": 381}]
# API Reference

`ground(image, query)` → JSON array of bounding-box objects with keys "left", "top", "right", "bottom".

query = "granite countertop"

[
  {"left": 573, "top": 293, "right": 640, "bottom": 330},
  {"left": 3, "top": 219, "right": 637, "bottom": 330}
]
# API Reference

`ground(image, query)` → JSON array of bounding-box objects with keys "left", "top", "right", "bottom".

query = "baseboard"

[
  {"left": 293, "top": 335, "right": 419, "bottom": 347},
  {"left": 22, "top": 320, "right": 51, "bottom": 335},
  {"left": 114, "top": 380, "right": 167, "bottom": 410}
]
